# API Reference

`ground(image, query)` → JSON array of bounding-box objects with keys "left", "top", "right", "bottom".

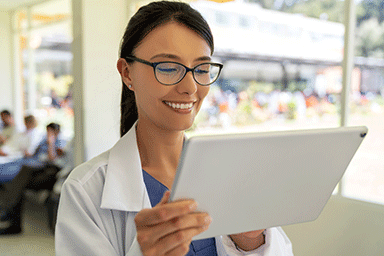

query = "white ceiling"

[{"left": 0, "top": 0, "right": 46, "bottom": 11}]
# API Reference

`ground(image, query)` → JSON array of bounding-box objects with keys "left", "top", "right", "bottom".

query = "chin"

[
  {"left": 161, "top": 119, "right": 194, "bottom": 132},
  {"left": 173, "top": 123, "right": 193, "bottom": 132}
]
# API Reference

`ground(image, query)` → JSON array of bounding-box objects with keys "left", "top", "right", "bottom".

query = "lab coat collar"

[{"left": 100, "top": 123, "right": 151, "bottom": 212}]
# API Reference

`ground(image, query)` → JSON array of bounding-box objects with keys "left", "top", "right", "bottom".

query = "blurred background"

[{"left": 0, "top": 0, "right": 383, "bottom": 255}]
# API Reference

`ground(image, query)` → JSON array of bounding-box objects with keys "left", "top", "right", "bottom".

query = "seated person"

[
  {"left": 0, "top": 110, "right": 17, "bottom": 147},
  {"left": 0, "top": 122, "right": 65, "bottom": 183},
  {"left": 0, "top": 122, "right": 66, "bottom": 235},
  {"left": 0, "top": 115, "right": 44, "bottom": 160}
]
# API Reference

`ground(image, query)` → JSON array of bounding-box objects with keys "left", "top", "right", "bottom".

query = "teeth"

[{"left": 166, "top": 102, "right": 193, "bottom": 109}]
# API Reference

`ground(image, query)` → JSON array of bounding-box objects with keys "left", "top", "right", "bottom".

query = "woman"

[{"left": 55, "top": 1, "right": 293, "bottom": 255}]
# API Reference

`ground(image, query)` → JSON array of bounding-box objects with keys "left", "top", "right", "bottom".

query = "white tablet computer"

[{"left": 170, "top": 126, "right": 368, "bottom": 240}]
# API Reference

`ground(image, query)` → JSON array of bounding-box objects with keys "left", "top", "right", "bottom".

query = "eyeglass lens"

[{"left": 155, "top": 63, "right": 221, "bottom": 85}]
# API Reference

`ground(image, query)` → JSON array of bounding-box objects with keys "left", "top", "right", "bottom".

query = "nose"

[{"left": 176, "top": 71, "right": 197, "bottom": 95}]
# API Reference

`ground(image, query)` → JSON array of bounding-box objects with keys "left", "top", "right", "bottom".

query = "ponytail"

[{"left": 120, "top": 84, "right": 138, "bottom": 137}]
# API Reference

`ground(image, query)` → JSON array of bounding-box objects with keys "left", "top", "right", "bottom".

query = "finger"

[
  {"left": 143, "top": 239, "right": 192, "bottom": 256},
  {"left": 141, "top": 212, "right": 212, "bottom": 244},
  {"left": 159, "top": 213, "right": 212, "bottom": 240},
  {"left": 165, "top": 240, "right": 192, "bottom": 256},
  {"left": 135, "top": 200, "right": 198, "bottom": 226},
  {"left": 157, "top": 191, "right": 171, "bottom": 206},
  {"left": 158, "top": 225, "right": 210, "bottom": 255}
]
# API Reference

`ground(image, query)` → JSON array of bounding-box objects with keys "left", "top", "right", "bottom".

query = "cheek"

[
  {"left": 196, "top": 86, "right": 210, "bottom": 108},
  {"left": 134, "top": 79, "right": 170, "bottom": 108},
  {"left": 136, "top": 87, "right": 166, "bottom": 108},
  {"left": 199, "top": 86, "right": 210, "bottom": 99},
  {"left": 133, "top": 70, "right": 160, "bottom": 100}
]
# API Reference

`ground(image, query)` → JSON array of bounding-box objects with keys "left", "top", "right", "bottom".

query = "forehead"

[{"left": 134, "top": 22, "right": 211, "bottom": 60}]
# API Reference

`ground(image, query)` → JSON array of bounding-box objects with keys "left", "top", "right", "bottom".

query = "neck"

[{"left": 135, "top": 119, "right": 185, "bottom": 189}]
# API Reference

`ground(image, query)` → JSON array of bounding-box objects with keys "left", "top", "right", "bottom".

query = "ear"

[{"left": 117, "top": 58, "right": 134, "bottom": 90}]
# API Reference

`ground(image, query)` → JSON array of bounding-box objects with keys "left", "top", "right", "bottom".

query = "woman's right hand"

[{"left": 134, "top": 191, "right": 212, "bottom": 256}]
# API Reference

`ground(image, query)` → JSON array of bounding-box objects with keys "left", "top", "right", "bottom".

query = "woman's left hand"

[{"left": 229, "top": 229, "right": 266, "bottom": 251}]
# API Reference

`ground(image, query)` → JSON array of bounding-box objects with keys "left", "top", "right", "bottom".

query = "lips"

[{"left": 164, "top": 101, "right": 194, "bottom": 110}]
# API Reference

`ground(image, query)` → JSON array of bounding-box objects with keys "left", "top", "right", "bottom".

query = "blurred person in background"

[
  {"left": 0, "top": 110, "right": 16, "bottom": 146},
  {"left": 0, "top": 122, "right": 66, "bottom": 235},
  {"left": 0, "top": 115, "right": 44, "bottom": 160}
]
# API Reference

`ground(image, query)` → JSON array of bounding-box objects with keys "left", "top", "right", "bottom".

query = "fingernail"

[
  {"left": 189, "top": 202, "right": 197, "bottom": 211},
  {"left": 189, "top": 202, "right": 198, "bottom": 210},
  {"left": 205, "top": 216, "right": 212, "bottom": 224}
]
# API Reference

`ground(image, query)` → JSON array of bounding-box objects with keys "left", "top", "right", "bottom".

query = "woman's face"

[{"left": 121, "top": 22, "right": 212, "bottom": 132}]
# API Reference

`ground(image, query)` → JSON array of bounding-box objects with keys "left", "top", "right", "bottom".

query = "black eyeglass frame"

[{"left": 124, "top": 56, "right": 223, "bottom": 86}]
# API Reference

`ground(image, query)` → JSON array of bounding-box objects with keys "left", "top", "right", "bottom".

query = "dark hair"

[
  {"left": 1, "top": 110, "right": 11, "bottom": 116},
  {"left": 119, "top": 1, "right": 214, "bottom": 137},
  {"left": 24, "top": 115, "right": 36, "bottom": 124},
  {"left": 47, "top": 122, "right": 60, "bottom": 132}
]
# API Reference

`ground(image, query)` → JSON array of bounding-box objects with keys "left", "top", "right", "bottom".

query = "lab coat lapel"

[{"left": 100, "top": 125, "right": 151, "bottom": 211}]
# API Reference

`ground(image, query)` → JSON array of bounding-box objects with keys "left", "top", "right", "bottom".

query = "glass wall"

[
  {"left": 342, "top": 0, "right": 384, "bottom": 204},
  {"left": 37, "top": 0, "right": 380, "bottom": 206},
  {"left": 13, "top": 0, "right": 73, "bottom": 139},
  {"left": 189, "top": 0, "right": 343, "bottom": 135},
  {"left": 188, "top": 0, "right": 383, "bottom": 205}
]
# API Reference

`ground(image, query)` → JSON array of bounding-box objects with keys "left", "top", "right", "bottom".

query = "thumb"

[{"left": 157, "top": 191, "right": 171, "bottom": 206}]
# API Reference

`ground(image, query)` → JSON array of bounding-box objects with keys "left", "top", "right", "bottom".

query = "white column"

[
  {"left": 71, "top": 0, "right": 130, "bottom": 165},
  {"left": 13, "top": 24, "right": 25, "bottom": 130},
  {"left": 340, "top": 0, "right": 356, "bottom": 127},
  {"left": 0, "top": 11, "right": 13, "bottom": 111},
  {"left": 339, "top": 0, "right": 356, "bottom": 195},
  {"left": 26, "top": 7, "right": 37, "bottom": 112}
]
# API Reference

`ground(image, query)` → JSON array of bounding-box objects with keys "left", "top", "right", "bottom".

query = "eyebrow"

[{"left": 150, "top": 53, "right": 211, "bottom": 62}]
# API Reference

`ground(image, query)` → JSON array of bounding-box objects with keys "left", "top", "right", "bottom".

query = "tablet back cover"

[{"left": 170, "top": 126, "right": 367, "bottom": 240}]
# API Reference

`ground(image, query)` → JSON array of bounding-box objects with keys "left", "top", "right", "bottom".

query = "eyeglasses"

[{"left": 125, "top": 56, "right": 223, "bottom": 86}]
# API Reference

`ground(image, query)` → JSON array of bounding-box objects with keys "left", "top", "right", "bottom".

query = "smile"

[{"left": 164, "top": 101, "right": 194, "bottom": 110}]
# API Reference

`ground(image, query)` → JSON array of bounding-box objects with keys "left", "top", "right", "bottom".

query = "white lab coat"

[{"left": 55, "top": 126, "right": 293, "bottom": 255}]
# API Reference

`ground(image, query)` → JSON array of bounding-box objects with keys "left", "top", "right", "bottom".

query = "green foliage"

[
  {"left": 247, "top": 81, "right": 273, "bottom": 95},
  {"left": 282, "top": 0, "right": 345, "bottom": 23},
  {"left": 36, "top": 73, "right": 73, "bottom": 97},
  {"left": 287, "top": 81, "right": 306, "bottom": 92},
  {"left": 261, "top": 0, "right": 384, "bottom": 59},
  {"left": 249, "top": 0, "right": 276, "bottom": 9},
  {"left": 356, "top": 0, "right": 384, "bottom": 25},
  {"left": 373, "top": 94, "right": 384, "bottom": 105},
  {"left": 355, "top": 18, "right": 384, "bottom": 57},
  {"left": 355, "top": 0, "right": 384, "bottom": 58},
  {"left": 286, "top": 100, "right": 297, "bottom": 120}
]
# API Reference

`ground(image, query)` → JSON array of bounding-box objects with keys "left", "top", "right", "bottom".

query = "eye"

[
  {"left": 156, "top": 63, "right": 182, "bottom": 74},
  {"left": 158, "top": 67, "right": 177, "bottom": 73},
  {"left": 194, "top": 64, "right": 210, "bottom": 75},
  {"left": 195, "top": 69, "right": 209, "bottom": 74}
]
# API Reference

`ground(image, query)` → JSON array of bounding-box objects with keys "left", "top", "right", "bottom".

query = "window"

[
  {"left": 31, "top": 0, "right": 71, "bottom": 27},
  {"left": 13, "top": 0, "right": 73, "bottom": 139},
  {"left": 341, "top": 0, "right": 384, "bottom": 205},
  {"left": 190, "top": 0, "right": 384, "bottom": 205},
  {"left": 191, "top": 1, "right": 341, "bottom": 136}
]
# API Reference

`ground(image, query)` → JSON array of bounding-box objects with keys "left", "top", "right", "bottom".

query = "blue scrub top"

[{"left": 142, "top": 170, "right": 218, "bottom": 256}]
